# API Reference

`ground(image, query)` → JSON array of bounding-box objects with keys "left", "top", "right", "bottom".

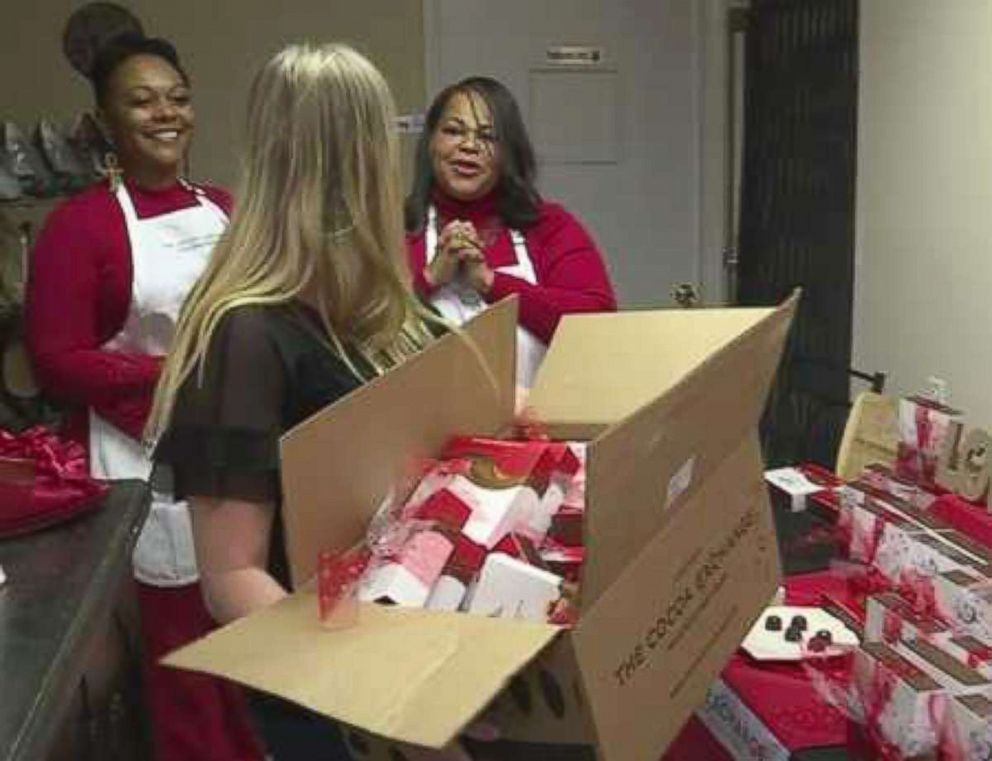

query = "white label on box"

[
  {"left": 764, "top": 467, "right": 823, "bottom": 512},
  {"left": 666, "top": 456, "right": 695, "bottom": 509},
  {"left": 696, "top": 678, "right": 791, "bottom": 761}
]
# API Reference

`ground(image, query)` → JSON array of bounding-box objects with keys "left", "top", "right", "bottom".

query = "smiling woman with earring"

[{"left": 24, "top": 32, "right": 263, "bottom": 761}]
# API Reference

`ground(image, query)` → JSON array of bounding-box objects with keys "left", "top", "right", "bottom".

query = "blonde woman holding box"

[{"left": 147, "top": 43, "right": 460, "bottom": 760}]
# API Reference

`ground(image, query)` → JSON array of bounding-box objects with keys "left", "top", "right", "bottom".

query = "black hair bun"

[{"left": 62, "top": 2, "right": 145, "bottom": 79}]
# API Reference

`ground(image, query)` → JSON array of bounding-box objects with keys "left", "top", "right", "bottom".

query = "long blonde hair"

[{"left": 147, "top": 43, "right": 437, "bottom": 441}]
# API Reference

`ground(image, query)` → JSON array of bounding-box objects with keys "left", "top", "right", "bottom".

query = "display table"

[
  {"left": 665, "top": 487, "right": 992, "bottom": 761},
  {"left": 0, "top": 480, "right": 149, "bottom": 761}
]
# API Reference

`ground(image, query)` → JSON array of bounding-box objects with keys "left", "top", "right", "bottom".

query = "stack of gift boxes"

[
  {"left": 818, "top": 396, "right": 992, "bottom": 759},
  {"left": 321, "top": 436, "right": 587, "bottom": 626},
  {"left": 750, "top": 395, "right": 992, "bottom": 760}
]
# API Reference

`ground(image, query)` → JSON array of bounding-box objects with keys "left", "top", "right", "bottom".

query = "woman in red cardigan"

[
  {"left": 406, "top": 76, "right": 617, "bottom": 387},
  {"left": 24, "top": 34, "right": 262, "bottom": 761}
]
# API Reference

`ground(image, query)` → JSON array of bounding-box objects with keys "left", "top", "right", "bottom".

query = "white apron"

[
  {"left": 89, "top": 181, "right": 227, "bottom": 586},
  {"left": 425, "top": 206, "right": 547, "bottom": 387}
]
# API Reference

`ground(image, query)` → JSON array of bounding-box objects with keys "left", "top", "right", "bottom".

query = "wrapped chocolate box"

[
  {"left": 435, "top": 436, "right": 567, "bottom": 549},
  {"left": 841, "top": 482, "right": 949, "bottom": 534},
  {"left": 864, "top": 592, "right": 951, "bottom": 645},
  {"left": 840, "top": 497, "right": 930, "bottom": 579},
  {"left": 895, "top": 638, "right": 992, "bottom": 696},
  {"left": 357, "top": 528, "right": 454, "bottom": 607},
  {"left": 896, "top": 396, "right": 962, "bottom": 490},
  {"left": 851, "top": 642, "right": 946, "bottom": 760},
  {"left": 862, "top": 463, "right": 940, "bottom": 510},
  {"left": 943, "top": 636, "right": 992, "bottom": 680}
]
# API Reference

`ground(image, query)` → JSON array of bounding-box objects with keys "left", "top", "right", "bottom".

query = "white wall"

[{"left": 854, "top": 0, "right": 992, "bottom": 426}]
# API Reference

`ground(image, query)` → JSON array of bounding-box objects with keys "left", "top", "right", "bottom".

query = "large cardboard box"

[{"left": 165, "top": 294, "right": 797, "bottom": 761}]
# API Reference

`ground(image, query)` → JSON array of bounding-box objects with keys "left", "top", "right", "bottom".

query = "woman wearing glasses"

[{"left": 405, "top": 77, "right": 617, "bottom": 388}]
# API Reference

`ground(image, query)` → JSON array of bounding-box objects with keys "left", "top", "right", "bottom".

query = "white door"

[{"left": 424, "top": 0, "right": 732, "bottom": 307}]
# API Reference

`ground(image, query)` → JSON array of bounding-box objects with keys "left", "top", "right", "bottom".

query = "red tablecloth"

[
  {"left": 661, "top": 717, "right": 734, "bottom": 761},
  {"left": 931, "top": 492, "right": 992, "bottom": 548},
  {"left": 663, "top": 494, "right": 991, "bottom": 760},
  {"left": 663, "top": 571, "right": 853, "bottom": 759}
]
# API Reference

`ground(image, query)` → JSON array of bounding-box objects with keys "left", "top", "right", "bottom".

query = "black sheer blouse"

[{"left": 153, "top": 303, "right": 374, "bottom": 584}]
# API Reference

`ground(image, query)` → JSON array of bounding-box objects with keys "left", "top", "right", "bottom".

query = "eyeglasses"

[{"left": 437, "top": 123, "right": 497, "bottom": 147}]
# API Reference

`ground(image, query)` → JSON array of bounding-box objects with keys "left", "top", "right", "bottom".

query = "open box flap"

[
  {"left": 278, "top": 298, "right": 517, "bottom": 587},
  {"left": 528, "top": 304, "right": 784, "bottom": 438},
  {"left": 579, "top": 293, "right": 798, "bottom": 606},
  {"left": 164, "top": 594, "right": 561, "bottom": 748}
]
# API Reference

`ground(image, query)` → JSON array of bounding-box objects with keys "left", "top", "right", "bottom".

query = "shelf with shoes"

[
  {"left": 1, "top": 113, "right": 108, "bottom": 205},
  {"left": 0, "top": 114, "right": 87, "bottom": 433}
]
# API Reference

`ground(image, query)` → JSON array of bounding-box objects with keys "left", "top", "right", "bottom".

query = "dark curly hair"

[{"left": 89, "top": 32, "right": 188, "bottom": 108}]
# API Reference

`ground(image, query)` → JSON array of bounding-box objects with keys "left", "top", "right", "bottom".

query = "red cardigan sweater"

[
  {"left": 407, "top": 192, "right": 617, "bottom": 343},
  {"left": 25, "top": 179, "right": 232, "bottom": 446}
]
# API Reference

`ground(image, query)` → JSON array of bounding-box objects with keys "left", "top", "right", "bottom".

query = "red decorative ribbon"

[{"left": 0, "top": 426, "right": 108, "bottom": 537}]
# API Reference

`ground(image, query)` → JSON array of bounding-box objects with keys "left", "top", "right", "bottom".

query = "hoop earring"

[{"left": 104, "top": 151, "right": 123, "bottom": 193}]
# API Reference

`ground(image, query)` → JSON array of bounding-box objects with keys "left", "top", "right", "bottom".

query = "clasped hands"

[{"left": 424, "top": 220, "right": 494, "bottom": 295}]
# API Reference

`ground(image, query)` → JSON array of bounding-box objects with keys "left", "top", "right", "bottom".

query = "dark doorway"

[{"left": 736, "top": 0, "right": 861, "bottom": 467}]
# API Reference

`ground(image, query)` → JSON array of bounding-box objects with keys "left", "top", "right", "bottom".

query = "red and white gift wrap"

[
  {"left": 943, "top": 636, "right": 992, "bottom": 680},
  {"left": 330, "top": 435, "right": 587, "bottom": 623},
  {"left": 896, "top": 396, "right": 961, "bottom": 490},
  {"left": 947, "top": 694, "right": 992, "bottom": 761},
  {"left": 841, "top": 483, "right": 949, "bottom": 535},
  {"left": 840, "top": 497, "right": 931, "bottom": 580},
  {"left": 357, "top": 528, "right": 454, "bottom": 606},
  {"left": 928, "top": 570, "right": 992, "bottom": 645},
  {"left": 893, "top": 638, "right": 992, "bottom": 697},
  {"left": 851, "top": 642, "right": 948, "bottom": 759},
  {"left": 539, "top": 544, "right": 585, "bottom": 583},
  {"left": 425, "top": 533, "right": 487, "bottom": 612},
  {"left": 865, "top": 592, "right": 952, "bottom": 646},
  {"left": 433, "top": 437, "right": 571, "bottom": 548},
  {"left": 840, "top": 492, "right": 991, "bottom": 587},
  {"left": 862, "top": 464, "right": 940, "bottom": 510}
]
